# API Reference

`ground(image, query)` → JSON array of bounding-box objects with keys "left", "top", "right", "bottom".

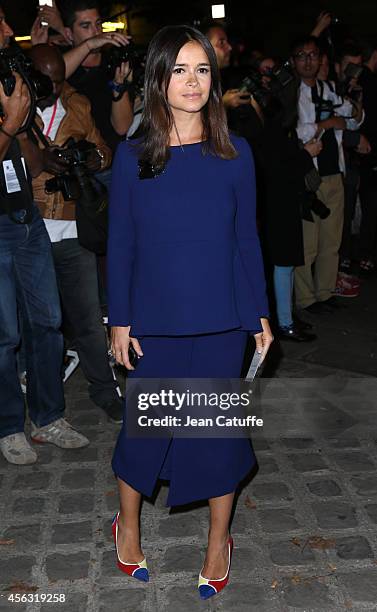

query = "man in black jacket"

[
  {"left": 358, "top": 41, "right": 377, "bottom": 271},
  {"left": 0, "top": 6, "right": 88, "bottom": 465},
  {"left": 334, "top": 43, "right": 369, "bottom": 294}
]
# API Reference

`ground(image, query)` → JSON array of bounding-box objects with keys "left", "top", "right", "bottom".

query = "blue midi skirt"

[{"left": 112, "top": 329, "right": 256, "bottom": 506}]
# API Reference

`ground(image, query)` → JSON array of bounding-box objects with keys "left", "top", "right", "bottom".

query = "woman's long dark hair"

[{"left": 138, "top": 25, "right": 237, "bottom": 166}]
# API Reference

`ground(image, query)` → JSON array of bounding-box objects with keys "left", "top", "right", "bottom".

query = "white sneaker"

[
  {"left": 0, "top": 432, "right": 37, "bottom": 465},
  {"left": 31, "top": 418, "right": 89, "bottom": 449}
]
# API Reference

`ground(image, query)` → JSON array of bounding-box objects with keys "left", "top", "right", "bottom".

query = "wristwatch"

[
  {"left": 108, "top": 79, "right": 133, "bottom": 101},
  {"left": 108, "top": 80, "right": 125, "bottom": 94}
]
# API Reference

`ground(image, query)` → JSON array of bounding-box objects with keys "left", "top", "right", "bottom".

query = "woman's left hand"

[{"left": 253, "top": 318, "right": 274, "bottom": 364}]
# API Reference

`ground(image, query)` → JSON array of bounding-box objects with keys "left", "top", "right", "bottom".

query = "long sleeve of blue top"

[{"left": 107, "top": 135, "right": 269, "bottom": 336}]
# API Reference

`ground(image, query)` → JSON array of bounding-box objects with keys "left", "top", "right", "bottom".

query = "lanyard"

[{"left": 44, "top": 101, "right": 58, "bottom": 138}]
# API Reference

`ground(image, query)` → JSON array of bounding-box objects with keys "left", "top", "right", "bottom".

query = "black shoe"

[
  {"left": 101, "top": 398, "right": 123, "bottom": 424},
  {"left": 321, "top": 296, "right": 344, "bottom": 309},
  {"left": 304, "top": 301, "right": 332, "bottom": 315},
  {"left": 293, "top": 315, "right": 314, "bottom": 330},
  {"left": 278, "top": 325, "right": 317, "bottom": 342}
]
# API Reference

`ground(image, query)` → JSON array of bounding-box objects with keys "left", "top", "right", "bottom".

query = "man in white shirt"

[{"left": 291, "top": 35, "right": 363, "bottom": 313}]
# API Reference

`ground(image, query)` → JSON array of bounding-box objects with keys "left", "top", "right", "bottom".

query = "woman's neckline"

[{"left": 169, "top": 140, "right": 207, "bottom": 148}]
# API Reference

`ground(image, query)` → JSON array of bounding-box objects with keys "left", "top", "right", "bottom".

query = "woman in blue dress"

[{"left": 107, "top": 25, "right": 273, "bottom": 599}]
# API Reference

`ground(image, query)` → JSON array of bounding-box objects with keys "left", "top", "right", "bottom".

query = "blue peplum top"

[{"left": 107, "top": 134, "right": 269, "bottom": 336}]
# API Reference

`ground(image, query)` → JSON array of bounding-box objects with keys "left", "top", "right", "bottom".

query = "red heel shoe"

[
  {"left": 112, "top": 512, "right": 149, "bottom": 582},
  {"left": 198, "top": 536, "right": 233, "bottom": 599}
]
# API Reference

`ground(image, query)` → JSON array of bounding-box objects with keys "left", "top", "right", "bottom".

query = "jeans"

[
  {"left": 0, "top": 206, "right": 65, "bottom": 438},
  {"left": 274, "top": 265, "right": 294, "bottom": 328},
  {"left": 95, "top": 167, "right": 112, "bottom": 193},
  {"left": 95, "top": 168, "right": 113, "bottom": 309},
  {"left": 51, "top": 238, "right": 118, "bottom": 406}
]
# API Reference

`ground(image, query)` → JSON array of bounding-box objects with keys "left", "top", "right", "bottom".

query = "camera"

[
  {"left": 103, "top": 43, "right": 134, "bottom": 74},
  {"left": 103, "top": 42, "right": 146, "bottom": 96},
  {"left": 0, "top": 46, "right": 52, "bottom": 101},
  {"left": 240, "top": 72, "right": 270, "bottom": 108},
  {"left": 316, "top": 98, "right": 336, "bottom": 119},
  {"left": 0, "top": 45, "right": 53, "bottom": 132},
  {"left": 336, "top": 62, "right": 363, "bottom": 101},
  {"left": 45, "top": 138, "right": 98, "bottom": 202},
  {"left": 309, "top": 194, "right": 330, "bottom": 219},
  {"left": 240, "top": 63, "right": 294, "bottom": 109},
  {"left": 300, "top": 167, "right": 330, "bottom": 222},
  {"left": 300, "top": 191, "right": 330, "bottom": 222}
]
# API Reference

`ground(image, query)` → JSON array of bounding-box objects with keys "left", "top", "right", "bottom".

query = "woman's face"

[{"left": 166, "top": 41, "right": 212, "bottom": 116}]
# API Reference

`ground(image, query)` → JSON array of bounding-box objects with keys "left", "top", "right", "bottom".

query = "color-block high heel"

[
  {"left": 112, "top": 512, "right": 149, "bottom": 582},
  {"left": 198, "top": 535, "right": 233, "bottom": 599}
]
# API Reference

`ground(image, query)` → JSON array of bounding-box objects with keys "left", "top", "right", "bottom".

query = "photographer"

[
  {"left": 358, "top": 40, "right": 377, "bottom": 273},
  {"left": 291, "top": 35, "right": 363, "bottom": 314},
  {"left": 0, "top": 8, "right": 88, "bottom": 464},
  {"left": 203, "top": 23, "right": 265, "bottom": 176},
  {"left": 202, "top": 22, "right": 252, "bottom": 110},
  {"left": 334, "top": 43, "right": 370, "bottom": 289},
  {"left": 31, "top": 1, "right": 133, "bottom": 163},
  {"left": 248, "top": 60, "right": 320, "bottom": 341},
  {"left": 60, "top": 1, "right": 133, "bottom": 164},
  {"left": 29, "top": 43, "right": 123, "bottom": 424}
]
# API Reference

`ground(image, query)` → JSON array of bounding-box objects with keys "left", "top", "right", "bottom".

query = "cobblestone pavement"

[{"left": 1, "top": 280, "right": 377, "bottom": 612}]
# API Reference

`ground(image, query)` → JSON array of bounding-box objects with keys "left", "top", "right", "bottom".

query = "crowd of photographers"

[
  {"left": 0, "top": 1, "right": 376, "bottom": 464},
  {"left": 204, "top": 17, "right": 377, "bottom": 343}
]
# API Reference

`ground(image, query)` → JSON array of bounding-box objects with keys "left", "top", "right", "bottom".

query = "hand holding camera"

[
  {"left": 223, "top": 89, "right": 251, "bottom": 109},
  {"left": 44, "top": 138, "right": 103, "bottom": 202},
  {"left": 85, "top": 32, "right": 131, "bottom": 54},
  {"left": 41, "top": 146, "right": 70, "bottom": 175},
  {"left": 38, "top": 1, "right": 65, "bottom": 33},
  {"left": 114, "top": 61, "right": 132, "bottom": 86},
  {"left": 0, "top": 73, "right": 30, "bottom": 136}
]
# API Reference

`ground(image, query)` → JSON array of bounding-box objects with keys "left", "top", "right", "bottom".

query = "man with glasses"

[{"left": 291, "top": 36, "right": 363, "bottom": 314}]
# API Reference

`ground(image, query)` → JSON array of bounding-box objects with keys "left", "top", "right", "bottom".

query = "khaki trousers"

[{"left": 295, "top": 174, "right": 344, "bottom": 309}]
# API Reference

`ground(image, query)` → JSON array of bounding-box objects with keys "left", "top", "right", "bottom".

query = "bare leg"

[
  {"left": 201, "top": 491, "right": 235, "bottom": 578},
  {"left": 116, "top": 477, "right": 144, "bottom": 563}
]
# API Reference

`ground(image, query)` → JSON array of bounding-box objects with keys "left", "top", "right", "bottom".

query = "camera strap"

[
  {"left": 313, "top": 80, "right": 325, "bottom": 122},
  {"left": 31, "top": 120, "right": 50, "bottom": 149}
]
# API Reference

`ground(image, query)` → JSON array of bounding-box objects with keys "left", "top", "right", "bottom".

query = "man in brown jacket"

[{"left": 30, "top": 44, "right": 123, "bottom": 424}]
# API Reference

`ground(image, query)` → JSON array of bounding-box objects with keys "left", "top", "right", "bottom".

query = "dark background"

[{"left": 2, "top": 0, "right": 377, "bottom": 53}]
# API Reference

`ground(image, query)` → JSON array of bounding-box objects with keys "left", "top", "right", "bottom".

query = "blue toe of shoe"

[
  {"left": 199, "top": 584, "right": 216, "bottom": 599},
  {"left": 134, "top": 567, "right": 149, "bottom": 582}
]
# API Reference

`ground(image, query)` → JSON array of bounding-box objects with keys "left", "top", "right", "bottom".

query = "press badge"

[{"left": 2, "top": 158, "right": 27, "bottom": 194}]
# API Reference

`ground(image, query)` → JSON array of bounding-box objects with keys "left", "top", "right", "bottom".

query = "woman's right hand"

[
  {"left": 110, "top": 326, "right": 143, "bottom": 370},
  {"left": 304, "top": 138, "right": 323, "bottom": 157}
]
